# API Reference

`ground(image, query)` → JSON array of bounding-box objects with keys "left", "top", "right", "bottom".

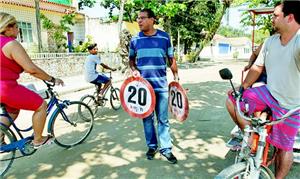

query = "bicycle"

[
  {"left": 0, "top": 81, "right": 94, "bottom": 177},
  {"left": 80, "top": 71, "right": 121, "bottom": 114},
  {"left": 215, "top": 68, "right": 300, "bottom": 179}
]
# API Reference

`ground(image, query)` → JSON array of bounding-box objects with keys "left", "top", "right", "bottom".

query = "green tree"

[
  {"left": 40, "top": 13, "right": 75, "bottom": 52},
  {"left": 79, "top": 0, "right": 231, "bottom": 62},
  {"left": 73, "top": 35, "right": 94, "bottom": 52},
  {"left": 233, "top": 0, "right": 280, "bottom": 34},
  {"left": 217, "top": 26, "right": 250, "bottom": 38}
]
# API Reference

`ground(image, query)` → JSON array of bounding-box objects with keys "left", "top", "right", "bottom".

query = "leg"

[
  {"left": 32, "top": 101, "right": 48, "bottom": 143},
  {"left": 143, "top": 112, "right": 158, "bottom": 160},
  {"left": 0, "top": 109, "right": 19, "bottom": 142},
  {"left": 274, "top": 149, "right": 293, "bottom": 179},
  {"left": 156, "top": 92, "right": 177, "bottom": 164},
  {"left": 100, "top": 80, "right": 111, "bottom": 95},
  {"left": 226, "top": 98, "right": 249, "bottom": 130},
  {"left": 156, "top": 92, "right": 172, "bottom": 153},
  {"left": 143, "top": 112, "right": 158, "bottom": 150},
  {"left": 0, "top": 111, "right": 19, "bottom": 126}
]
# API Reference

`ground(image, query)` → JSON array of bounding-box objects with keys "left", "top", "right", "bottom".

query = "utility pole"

[
  {"left": 177, "top": 30, "right": 180, "bottom": 60},
  {"left": 35, "top": 0, "right": 43, "bottom": 52},
  {"left": 118, "top": 0, "right": 126, "bottom": 39}
]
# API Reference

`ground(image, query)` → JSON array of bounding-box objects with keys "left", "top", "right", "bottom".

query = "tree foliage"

[
  {"left": 79, "top": 0, "right": 232, "bottom": 62},
  {"left": 40, "top": 13, "right": 75, "bottom": 52},
  {"left": 217, "top": 26, "right": 250, "bottom": 38},
  {"left": 233, "top": 0, "right": 280, "bottom": 34}
]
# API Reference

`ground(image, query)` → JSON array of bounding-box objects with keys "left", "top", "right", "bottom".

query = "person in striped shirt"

[{"left": 129, "top": 9, "right": 179, "bottom": 164}]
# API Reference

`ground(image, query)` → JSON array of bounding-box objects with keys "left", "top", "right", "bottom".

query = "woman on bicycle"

[{"left": 0, "top": 13, "right": 64, "bottom": 148}]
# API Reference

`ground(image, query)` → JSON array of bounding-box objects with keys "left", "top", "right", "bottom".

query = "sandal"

[{"left": 32, "top": 135, "right": 53, "bottom": 149}]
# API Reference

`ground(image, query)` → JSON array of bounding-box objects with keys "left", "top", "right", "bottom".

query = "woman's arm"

[{"left": 5, "top": 40, "right": 63, "bottom": 85}]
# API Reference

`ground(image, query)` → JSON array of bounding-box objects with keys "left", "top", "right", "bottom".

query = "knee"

[
  {"left": 226, "top": 98, "right": 234, "bottom": 111},
  {"left": 36, "top": 101, "right": 47, "bottom": 112}
]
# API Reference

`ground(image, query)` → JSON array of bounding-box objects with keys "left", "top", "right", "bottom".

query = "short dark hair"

[
  {"left": 87, "top": 43, "right": 97, "bottom": 51},
  {"left": 140, "top": 8, "right": 158, "bottom": 24},
  {"left": 282, "top": 0, "right": 300, "bottom": 24},
  {"left": 140, "top": 9, "right": 156, "bottom": 19}
]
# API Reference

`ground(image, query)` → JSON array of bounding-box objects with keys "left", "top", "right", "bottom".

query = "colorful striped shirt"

[{"left": 129, "top": 29, "right": 174, "bottom": 92}]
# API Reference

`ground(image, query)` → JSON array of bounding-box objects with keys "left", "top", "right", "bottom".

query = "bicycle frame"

[
  {"left": 235, "top": 120, "right": 272, "bottom": 178},
  {"left": 218, "top": 68, "right": 300, "bottom": 178},
  {"left": 0, "top": 82, "right": 71, "bottom": 155},
  {"left": 94, "top": 71, "right": 114, "bottom": 98}
]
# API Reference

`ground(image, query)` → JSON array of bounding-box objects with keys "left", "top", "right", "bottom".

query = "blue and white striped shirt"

[{"left": 129, "top": 29, "right": 174, "bottom": 92}]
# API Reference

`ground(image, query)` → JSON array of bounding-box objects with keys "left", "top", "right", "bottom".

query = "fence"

[{"left": 19, "top": 52, "right": 121, "bottom": 82}]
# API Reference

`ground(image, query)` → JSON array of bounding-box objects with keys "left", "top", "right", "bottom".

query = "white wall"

[{"left": 86, "top": 18, "right": 119, "bottom": 52}]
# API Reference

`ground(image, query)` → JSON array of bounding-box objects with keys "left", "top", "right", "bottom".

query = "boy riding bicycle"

[{"left": 84, "top": 43, "right": 116, "bottom": 99}]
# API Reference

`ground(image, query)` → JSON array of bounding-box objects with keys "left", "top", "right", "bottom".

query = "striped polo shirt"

[{"left": 129, "top": 29, "right": 174, "bottom": 92}]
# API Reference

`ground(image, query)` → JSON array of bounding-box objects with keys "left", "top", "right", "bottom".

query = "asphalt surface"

[{"left": 5, "top": 61, "right": 300, "bottom": 179}]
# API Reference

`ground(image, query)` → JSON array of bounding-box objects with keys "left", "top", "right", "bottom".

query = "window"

[
  {"left": 17, "top": 22, "right": 33, "bottom": 43},
  {"left": 244, "top": 48, "right": 250, "bottom": 54}
]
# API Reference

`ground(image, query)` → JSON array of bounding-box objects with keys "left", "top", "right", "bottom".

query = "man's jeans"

[{"left": 143, "top": 92, "right": 172, "bottom": 154}]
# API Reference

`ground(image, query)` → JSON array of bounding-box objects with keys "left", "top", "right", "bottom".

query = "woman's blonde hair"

[{"left": 0, "top": 12, "right": 17, "bottom": 34}]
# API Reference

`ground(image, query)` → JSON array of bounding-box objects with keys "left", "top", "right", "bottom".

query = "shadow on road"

[{"left": 6, "top": 81, "right": 300, "bottom": 179}]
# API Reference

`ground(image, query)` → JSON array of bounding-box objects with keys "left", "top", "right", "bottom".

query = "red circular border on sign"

[
  {"left": 168, "top": 81, "right": 189, "bottom": 122},
  {"left": 120, "top": 76, "right": 156, "bottom": 119}
]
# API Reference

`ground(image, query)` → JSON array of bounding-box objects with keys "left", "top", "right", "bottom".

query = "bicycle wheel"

[
  {"left": 0, "top": 125, "right": 16, "bottom": 177},
  {"left": 50, "top": 101, "right": 94, "bottom": 148},
  {"left": 215, "top": 162, "right": 275, "bottom": 179},
  {"left": 80, "top": 95, "right": 98, "bottom": 115},
  {"left": 110, "top": 87, "right": 121, "bottom": 110}
]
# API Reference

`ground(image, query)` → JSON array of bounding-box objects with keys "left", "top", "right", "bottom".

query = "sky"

[
  {"left": 81, "top": 2, "right": 249, "bottom": 31},
  {"left": 80, "top": 1, "right": 117, "bottom": 18}
]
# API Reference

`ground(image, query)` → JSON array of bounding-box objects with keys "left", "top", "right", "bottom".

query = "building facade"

[{"left": 0, "top": 0, "right": 85, "bottom": 52}]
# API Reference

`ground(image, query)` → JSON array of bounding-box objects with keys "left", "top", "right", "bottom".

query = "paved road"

[{"left": 5, "top": 61, "right": 300, "bottom": 179}]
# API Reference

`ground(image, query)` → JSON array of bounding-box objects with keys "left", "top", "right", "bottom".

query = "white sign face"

[
  {"left": 123, "top": 81, "right": 152, "bottom": 114},
  {"left": 120, "top": 77, "right": 156, "bottom": 119},
  {"left": 169, "top": 82, "right": 189, "bottom": 121}
]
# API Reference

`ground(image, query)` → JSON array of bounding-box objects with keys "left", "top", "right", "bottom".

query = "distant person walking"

[{"left": 129, "top": 9, "right": 179, "bottom": 164}]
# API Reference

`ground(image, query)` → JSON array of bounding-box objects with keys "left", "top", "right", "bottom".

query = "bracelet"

[{"left": 49, "top": 76, "right": 56, "bottom": 83}]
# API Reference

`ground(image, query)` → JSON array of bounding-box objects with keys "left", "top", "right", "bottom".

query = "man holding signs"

[{"left": 129, "top": 9, "right": 179, "bottom": 164}]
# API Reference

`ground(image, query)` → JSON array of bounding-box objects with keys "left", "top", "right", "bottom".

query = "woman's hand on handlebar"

[{"left": 54, "top": 78, "right": 64, "bottom": 86}]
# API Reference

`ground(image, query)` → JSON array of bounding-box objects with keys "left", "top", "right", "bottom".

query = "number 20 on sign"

[
  {"left": 169, "top": 81, "right": 189, "bottom": 122},
  {"left": 120, "top": 77, "right": 156, "bottom": 119}
]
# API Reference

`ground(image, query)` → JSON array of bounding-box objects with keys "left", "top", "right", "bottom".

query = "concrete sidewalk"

[{"left": 21, "top": 70, "right": 127, "bottom": 96}]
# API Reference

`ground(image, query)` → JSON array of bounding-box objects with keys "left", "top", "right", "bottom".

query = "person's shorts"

[
  {"left": 256, "top": 72, "right": 267, "bottom": 84},
  {"left": 228, "top": 85, "right": 300, "bottom": 151},
  {"left": 90, "top": 74, "right": 110, "bottom": 85},
  {"left": 0, "top": 81, "right": 43, "bottom": 113}
]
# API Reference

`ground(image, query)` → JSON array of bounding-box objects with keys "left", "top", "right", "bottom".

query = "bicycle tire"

[
  {"left": 0, "top": 125, "right": 17, "bottom": 177},
  {"left": 215, "top": 162, "right": 275, "bottom": 179},
  {"left": 50, "top": 101, "right": 94, "bottom": 148},
  {"left": 110, "top": 87, "right": 121, "bottom": 110},
  {"left": 80, "top": 95, "right": 98, "bottom": 115}
]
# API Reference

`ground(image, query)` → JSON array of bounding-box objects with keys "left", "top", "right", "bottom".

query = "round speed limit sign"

[
  {"left": 120, "top": 76, "right": 156, "bottom": 119},
  {"left": 168, "top": 81, "right": 189, "bottom": 122}
]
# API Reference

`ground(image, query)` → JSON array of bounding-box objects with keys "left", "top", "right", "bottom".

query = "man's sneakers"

[
  {"left": 161, "top": 152, "right": 177, "bottom": 164},
  {"left": 146, "top": 148, "right": 178, "bottom": 164},
  {"left": 226, "top": 126, "right": 243, "bottom": 151},
  {"left": 226, "top": 136, "right": 242, "bottom": 151},
  {"left": 146, "top": 148, "right": 157, "bottom": 160}
]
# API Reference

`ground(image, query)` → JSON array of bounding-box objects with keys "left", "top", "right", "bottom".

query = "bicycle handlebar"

[
  {"left": 43, "top": 80, "right": 55, "bottom": 88},
  {"left": 235, "top": 95, "right": 300, "bottom": 126}
]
